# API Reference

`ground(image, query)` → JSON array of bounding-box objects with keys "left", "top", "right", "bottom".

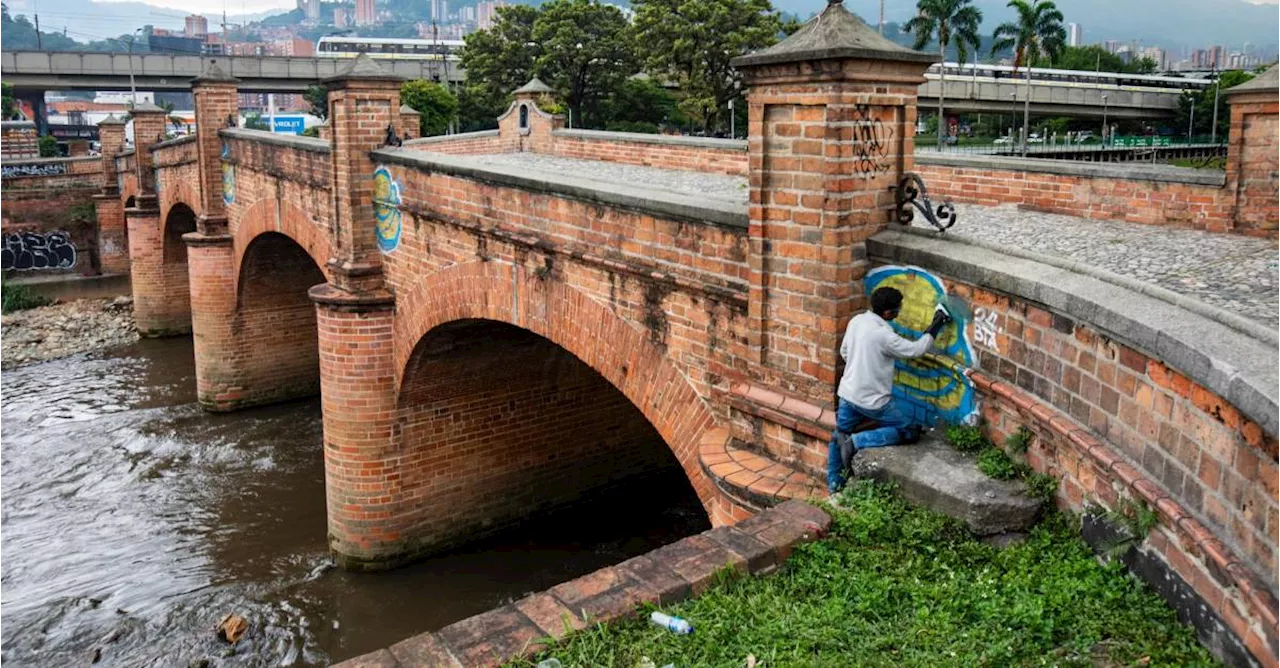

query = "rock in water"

[{"left": 217, "top": 614, "right": 249, "bottom": 644}]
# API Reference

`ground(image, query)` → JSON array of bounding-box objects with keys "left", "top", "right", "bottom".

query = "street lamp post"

[
  {"left": 1101, "top": 94, "right": 1108, "bottom": 146},
  {"left": 1209, "top": 69, "right": 1221, "bottom": 144},
  {"left": 126, "top": 31, "right": 141, "bottom": 105}
]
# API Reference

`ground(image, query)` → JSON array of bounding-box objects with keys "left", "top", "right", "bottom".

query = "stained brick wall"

[
  {"left": 914, "top": 157, "right": 1236, "bottom": 233},
  {"left": 548, "top": 131, "right": 749, "bottom": 176},
  {"left": 2, "top": 157, "right": 107, "bottom": 274},
  {"left": 1225, "top": 91, "right": 1279, "bottom": 237},
  {"left": 392, "top": 319, "right": 683, "bottom": 559},
  {"left": 403, "top": 130, "right": 507, "bottom": 155},
  {"left": 1, "top": 121, "right": 39, "bottom": 159}
]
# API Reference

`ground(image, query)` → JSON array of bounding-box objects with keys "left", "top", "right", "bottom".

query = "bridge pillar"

[
  {"left": 1224, "top": 66, "right": 1278, "bottom": 237},
  {"left": 399, "top": 104, "right": 420, "bottom": 140},
  {"left": 310, "top": 54, "right": 406, "bottom": 568},
  {"left": 731, "top": 0, "right": 935, "bottom": 407},
  {"left": 127, "top": 103, "right": 192, "bottom": 336},
  {"left": 94, "top": 114, "right": 129, "bottom": 275}
]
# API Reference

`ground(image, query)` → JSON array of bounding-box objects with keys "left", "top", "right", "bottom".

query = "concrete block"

[{"left": 852, "top": 436, "right": 1042, "bottom": 535}]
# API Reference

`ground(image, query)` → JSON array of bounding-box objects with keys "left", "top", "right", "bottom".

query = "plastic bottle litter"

[
  {"left": 649, "top": 611, "right": 693, "bottom": 634},
  {"left": 536, "top": 659, "right": 562, "bottom": 668}
]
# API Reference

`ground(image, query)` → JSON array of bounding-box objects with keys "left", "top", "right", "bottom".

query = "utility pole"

[
  {"left": 878, "top": 0, "right": 884, "bottom": 35},
  {"left": 34, "top": 14, "right": 42, "bottom": 50},
  {"left": 1209, "top": 68, "right": 1221, "bottom": 144}
]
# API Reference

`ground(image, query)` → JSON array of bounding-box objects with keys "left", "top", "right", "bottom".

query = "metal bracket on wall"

[{"left": 889, "top": 172, "right": 956, "bottom": 233}]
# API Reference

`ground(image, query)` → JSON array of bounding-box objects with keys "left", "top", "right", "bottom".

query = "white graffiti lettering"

[
  {"left": 1, "top": 232, "right": 77, "bottom": 271},
  {"left": 973, "top": 307, "right": 1001, "bottom": 351},
  {"left": 1, "top": 163, "right": 69, "bottom": 178}
]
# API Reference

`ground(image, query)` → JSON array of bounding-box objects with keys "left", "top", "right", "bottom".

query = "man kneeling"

[{"left": 827, "top": 286, "right": 950, "bottom": 493}]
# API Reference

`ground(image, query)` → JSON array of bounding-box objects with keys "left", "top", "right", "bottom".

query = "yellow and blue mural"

[
  {"left": 864, "top": 265, "right": 979, "bottom": 426},
  {"left": 372, "top": 166, "right": 403, "bottom": 254},
  {"left": 221, "top": 142, "right": 235, "bottom": 206}
]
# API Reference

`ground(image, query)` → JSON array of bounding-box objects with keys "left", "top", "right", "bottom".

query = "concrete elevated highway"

[{"left": 918, "top": 71, "right": 1204, "bottom": 120}]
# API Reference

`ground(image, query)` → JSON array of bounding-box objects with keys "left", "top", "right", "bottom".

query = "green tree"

[
  {"left": 2, "top": 82, "right": 17, "bottom": 120},
  {"left": 632, "top": 0, "right": 784, "bottom": 134},
  {"left": 1176, "top": 69, "right": 1253, "bottom": 140},
  {"left": 401, "top": 80, "right": 459, "bottom": 137},
  {"left": 531, "top": 0, "right": 636, "bottom": 128},
  {"left": 599, "top": 77, "right": 686, "bottom": 133},
  {"left": 1130, "top": 56, "right": 1158, "bottom": 74},
  {"left": 305, "top": 85, "right": 329, "bottom": 120},
  {"left": 903, "top": 0, "right": 983, "bottom": 145},
  {"left": 990, "top": 0, "right": 1065, "bottom": 154},
  {"left": 1040, "top": 44, "right": 1126, "bottom": 72},
  {"left": 38, "top": 135, "right": 58, "bottom": 157},
  {"left": 459, "top": 4, "right": 540, "bottom": 126},
  {"left": 243, "top": 111, "right": 269, "bottom": 131}
]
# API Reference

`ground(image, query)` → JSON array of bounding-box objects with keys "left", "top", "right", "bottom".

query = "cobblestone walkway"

[
  {"left": 470, "top": 153, "right": 749, "bottom": 204},
  {"left": 951, "top": 204, "right": 1279, "bottom": 327}
]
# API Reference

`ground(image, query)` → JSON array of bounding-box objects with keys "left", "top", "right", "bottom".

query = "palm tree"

[
  {"left": 991, "top": 0, "right": 1065, "bottom": 156},
  {"left": 903, "top": 0, "right": 983, "bottom": 147}
]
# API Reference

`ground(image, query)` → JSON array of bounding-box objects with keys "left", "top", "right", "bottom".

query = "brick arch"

[
  {"left": 391, "top": 260, "right": 742, "bottom": 525},
  {"left": 159, "top": 178, "right": 200, "bottom": 226},
  {"left": 232, "top": 198, "right": 334, "bottom": 298},
  {"left": 162, "top": 203, "right": 198, "bottom": 264},
  {"left": 119, "top": 174, "right": 138, "bottom": 207}
]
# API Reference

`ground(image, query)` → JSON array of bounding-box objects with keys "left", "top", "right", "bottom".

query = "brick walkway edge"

[{"left": 333, "top": 500, "right": 833, "bottom": 667}]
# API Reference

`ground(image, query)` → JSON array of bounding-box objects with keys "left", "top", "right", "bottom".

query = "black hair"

[{"left": 870, "top": 287, "right": 904, "bottom": 316}]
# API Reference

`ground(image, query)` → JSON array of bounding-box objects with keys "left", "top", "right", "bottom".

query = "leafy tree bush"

[
  {"left": 37, "top": 135, "right": 58, "bottom": 157},
  {"left": 401, "top": 80, "right": 459, "bottom": 137}
]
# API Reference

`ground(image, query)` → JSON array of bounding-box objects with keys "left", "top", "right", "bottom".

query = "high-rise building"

[
  {"left": 1209, "top": 45, "right": 1224, "bottom": 69},
  {"left": 302, "top": 0, "right": 320, "bottom": 21},
  {"left": 275, "top": 37, "right": 315, "bottom": 56},
  {"left": 460, "top": 5, "right": 475, "bottom": 22},
  {"left": 184, "top": 14, "right": 208, "bottom": 38},
  {"left": 355, "top": 0, "right": 376, "bottom": 26},
  {"left": 333, "top": 7, "right": 349, "bottom": 28},
  {"left": 1103, "top": 40, "right": 1120, "bottom": 54},
  {"left": 1067, "top": 23, "right": 1082, "bottom": 47},
  {"left": 431, "top": 0, "right": 448, "bottom": 22},
  {"left": 477, "top": 0, "right": 506, "bottom": 30}
]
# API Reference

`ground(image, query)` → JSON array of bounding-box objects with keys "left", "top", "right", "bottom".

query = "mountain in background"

[
  {"left": 3, "top": 0, "right": 277, "bottom": 43},
  {"left": 780, "top": 0, "right": 1278, "bottom": 52}
]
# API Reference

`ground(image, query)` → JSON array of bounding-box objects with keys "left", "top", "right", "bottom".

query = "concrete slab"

[{"left": 851, "top": 436, "right": 1042, "bottom": 535}]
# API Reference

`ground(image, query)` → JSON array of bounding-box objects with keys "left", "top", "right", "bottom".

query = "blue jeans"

[{"left": 826, "top": 396, "right": 921, "bottom": 493}]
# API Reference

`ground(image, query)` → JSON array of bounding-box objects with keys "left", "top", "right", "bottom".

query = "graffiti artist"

[{"left": 827, "top": 286, "right": 951, "bottom": 494}]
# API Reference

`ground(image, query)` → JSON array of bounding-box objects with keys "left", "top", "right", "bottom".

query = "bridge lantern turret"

[
  {"left": 730, "top": 0, "right": 936, "bottom": 406},
  {"left": 499, "top": 77, "right": 564, "bottom": 153}
]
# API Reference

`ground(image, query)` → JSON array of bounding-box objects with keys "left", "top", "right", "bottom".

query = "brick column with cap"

[
  {"left": 127, "top": 102, "right": 189, "bottom": 335},
  {"left": 309, "top": 54, "right": 405, "bottom": 569},
  {"left": 1223, "top": 65, "right": 1278, "bottom": 237},
  {"left": 399, "top": 104, "right": 421, "bottom": 140},
  {"left": 94, "top": 114, "right": 130, "bottom": 274},
  {"left": 731, "top": 0, "right": 935, "bottom": 405},
  {"left": 186, "top": 61, "right": 244, "bottom": 409}
]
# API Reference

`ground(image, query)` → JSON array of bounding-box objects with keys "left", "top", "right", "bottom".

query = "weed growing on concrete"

[
  {"left": 1025, "top": 471, "right": 1060, "bottom": 502},
  {"left": 977, "top": 446, "right": 1019, "bottom": 479},
  {"left": 1098, "top": 496, "right": 1161, "bottom": 558},
  {"left": 944, "top": 423, "right": 990, "bottom": 453},
  {"left": 1, "top": 282, "right": 53, "bottom": 314},
  {"left": 519, "top": 481, "right": 1214, "bottom": 667}
]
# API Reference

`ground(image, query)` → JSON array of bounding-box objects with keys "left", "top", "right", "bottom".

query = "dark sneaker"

[
  {"left": 837, "top": 431, "right": 858, "bottom": 471},
  {"left": 898, "top": 425, "right": 922, "bottom": 445}
]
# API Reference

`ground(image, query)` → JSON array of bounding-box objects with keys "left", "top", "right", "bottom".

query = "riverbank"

[
  {"left": 520, "top": 482, "right": 1216, "bottom": 667},
  {"left": 0, "top": 296, "right": 138, "bottom": 369}
]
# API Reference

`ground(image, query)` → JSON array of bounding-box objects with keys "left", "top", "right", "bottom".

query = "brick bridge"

[{"left": 81, "top": 6, "right": 1277, "bottom": 665}]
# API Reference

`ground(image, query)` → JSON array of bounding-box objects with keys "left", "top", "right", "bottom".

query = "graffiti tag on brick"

[
  {"left": 972, "top": 307, "right": 1001, "bottom": 351},
  {"left": 2, "top": 163, "right": 69, "bottom": 178},
  {"left": 851, "top": 104, "right": 892, "bottom": 176},
  {"left": 1, "top": 232, "right": 77, "bottom": 270}
]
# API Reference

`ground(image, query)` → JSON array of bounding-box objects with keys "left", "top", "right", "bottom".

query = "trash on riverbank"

[{"left": 217, "top": 614, "right": 249, "bottom": 644}]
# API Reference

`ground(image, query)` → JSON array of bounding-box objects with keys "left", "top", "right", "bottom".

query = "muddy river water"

[{"left": 1, "top": 338, "right": 709, "bottom": 667}]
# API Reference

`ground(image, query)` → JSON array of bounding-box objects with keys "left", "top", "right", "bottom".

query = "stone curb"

[
  {"left": 331, "top": 501, "right": 832, "bottom": 668},
  {"left": 404, "top": 130, "right": 500, "bottom": 146},
  {"left": 914, "top": 152, "right": 1227, "bottom": 187},
  {"left": 151, "top": 134, "right": 198, "bottom": 151},
  {"left": 553, "top": 128, "right": 748, "bottom": 152},
  {"left": 220, "top": 127, "right": 330, "bottom": 153}
]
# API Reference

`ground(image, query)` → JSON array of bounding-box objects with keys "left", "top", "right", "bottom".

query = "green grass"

[
  {"left": 1, "top": 282, "right": 53, "bottom": 313},
  {"left": 518, "top": 482, "right": 1215, "bottom": 668},
  {"left": 1168, "top": 156, "right": 1226, "bottom": 170}
]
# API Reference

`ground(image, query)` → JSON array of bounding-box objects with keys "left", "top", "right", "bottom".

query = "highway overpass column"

[
  {"left": 127, "top": 103, "right": 189, "bottom": 336},
  {"left": 185, "top": 62, "right": 244, "bottom": 409},
  {"left": 94, "top": 114, "right": 130, "bottom": 275},
  {"left": 310, "top": 54, "right": 404, "bottom": 569},
  {"left": 1223, "top": 66, "right": 1279, "bottom": 237},
  {"left": 731, "top": 0, "right": 935, "bottom": 408}
]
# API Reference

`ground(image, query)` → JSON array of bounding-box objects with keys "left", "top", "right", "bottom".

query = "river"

[{"left": 1, "top": 337, "right": 710, "bottom": 667}]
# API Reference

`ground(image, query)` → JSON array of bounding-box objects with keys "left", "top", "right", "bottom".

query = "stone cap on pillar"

[
  {"left": 512, "top": 77, "right": 555, "bottom": 97},
  {"left": 323, "top": 53, "right": 405, "bottom": 88},
  {"left": 129, "top": 101, "right": 168, "bottom": 115},
  {"left": 97, "top": 114, "right": 127, "bottom": 127},
  {"left": 731, "top": 0, "right": 936, "bottom": 70},
  {"left": 400, "top": 104, "right": 421, "bottom": 117},
  {"left": 1224, "top": 65, "right": 1278, "bottom": 97},
  {"left": 192, "top": 60, "right": 240, "bottom": 85}
]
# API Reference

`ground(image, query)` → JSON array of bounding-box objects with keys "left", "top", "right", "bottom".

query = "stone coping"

[
  {"left": 219, "top": 127, "right": 330, "bottom": 153},
  {"left": 371, "top": 147, "right": 749, "bottom": 230},
  {"left": 332, "top": 500, "right": 832, "bottom": 668},
  {"left": 697, "top": 424, "right": 823, "bottom": 510},
  {"left": 869, "top": 229, "right": 1278, "bottom": 438},
  {"left": 915, "top": 152, "right": 1227, "bottom": 187},
  {"left": 1, "top": 155, "right": 100, "bottom": 167},
  {"left": 117, "top": 148, "right": 136, "bottom": 158},
  {"left": 553, "top": 128, "right": 748, "bottom": 152},
  {"left": 403, "top": 129, "right": 499, "bottom": 146},
  {"left": 1, "top": 120, "right": 36, "bottom": 129},
  {"left": 150, "top": 133, "right": 197, "bottom": 151}
]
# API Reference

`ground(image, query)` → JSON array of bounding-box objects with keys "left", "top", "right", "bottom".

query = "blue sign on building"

[{"left": 272, "top": 116, "right": 306, "bottom": 135}]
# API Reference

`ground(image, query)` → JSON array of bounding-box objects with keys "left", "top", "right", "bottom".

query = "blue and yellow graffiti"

[
  {"left": 864, "top": 265, "right": 979, "bottom": 426},
  {"left": 372, "top": 166, "right": 403, "bottom": 254},
  {"left": 221, "top": 142, "right": 235, "bottom": 206}
]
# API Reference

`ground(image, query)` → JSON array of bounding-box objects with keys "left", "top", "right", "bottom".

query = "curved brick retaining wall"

[{"left": 870, "top": 229, "right": 1278, "bottom": 667}]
